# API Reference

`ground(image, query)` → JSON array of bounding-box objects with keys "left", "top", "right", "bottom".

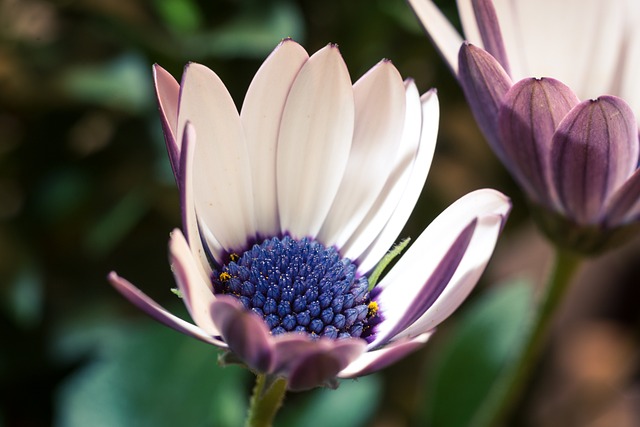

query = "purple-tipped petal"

[
  {"left": 471, "top": 0, "right": 511, "bottom": 75},
  {"left": 107, "top": 272, "right": 226, "bottom": 347},
  {"left": 169, "top": 229, "right": 219, "bottom": 336},
  {"left": 284, "top": 338, "right": 366, "bottom": 391},
  {"left": 371, "top": 189, "right": 510, "bottom": 347},
  {"left": 458, "top": 43, "right": 513, "bottom": 160},
  {"left": 210, "top": 296, "right": 274, "bottom": 373},
  {"left": 338, "top": 332, "right": 433, "bottom": 378},
  {"left": 552, "top": 96, "right": 639, "bottom": 224},
  {"left": 393, "top": 200, "right": 509, "bottom": 340},
  {"left": 153, "top": 64, "right": 181, "bottom": 182},
  {"left": 604, "top": 167, "right": 640, "bottom": 226},
  {"left": 270, "top": 334, "right": 322, "bottom": 373},
  {"left": 271, "top": 334, "right": 363, "bottom": 381},
  {"left": 498, "top": 78, "right": 580, "bottom": 208},
  {"left": 371, "top": 220, "right": 476, "bottom": 347}
]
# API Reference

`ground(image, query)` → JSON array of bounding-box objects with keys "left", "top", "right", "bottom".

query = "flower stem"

[
  {"left": 244, "top": 374, "right": 287, "bottom": 427},
  {"left": 482, "top": 249, "right": 582, "bottom": 427}
]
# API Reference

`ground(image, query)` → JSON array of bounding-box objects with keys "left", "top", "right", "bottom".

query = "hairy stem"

[{"left": 244, "top": 374, "right": 287, "bottom": 427}]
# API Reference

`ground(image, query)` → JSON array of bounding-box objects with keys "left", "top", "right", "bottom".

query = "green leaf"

[
  {"left": 153, "top": 0, "right": 202, "bottom": 33},
  {"left": 368, "top": 237, "right": 411, "bottom": 289},
  {"left": 185, "top": 2, "right": 305, "bottom": 59},
  {"left": 34, "top": 169, "right": 90, "bottom": 223},
  {"left": 423, "top": 279, "right": 534, "bottom": 427},
  {"left": 56, "top": 317, "right": 250, "bottom": 427},
  {"left": 84, "top": 187, "right": 148, "bottom": 257},
  {"left": 61, "top": 53, "right": 152, "bottom": 113},
  {"left": 377, "top": 0, "right": 424, "bottom": 34},
  {"left": 2, "top": 262, "right": 43, "bottom": 329},
  {"left": 278, "top": 376, "right": 382, "bottom": 427}
]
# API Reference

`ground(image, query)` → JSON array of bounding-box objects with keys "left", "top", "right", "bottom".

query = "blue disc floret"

[{"left": 211, "top": 236, "right": 380, "bottom": 340}]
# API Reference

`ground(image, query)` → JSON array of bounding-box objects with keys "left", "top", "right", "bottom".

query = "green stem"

[
  {"left": 244, "top": 374, "right": 287, "bottom": 427},
  {"left": 481, "top": 249, "right": 582, "bottom": 427}
]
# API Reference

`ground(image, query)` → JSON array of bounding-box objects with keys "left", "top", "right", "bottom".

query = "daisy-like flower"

[
  {"left": 108, "top": 39, "right": 511, "bottom": 391},
  {"left": 408, "top": 0, "right": 640, "bottom": 251},
  {"left": 407, "top": 0, "right": 640, "bottom": 116}
]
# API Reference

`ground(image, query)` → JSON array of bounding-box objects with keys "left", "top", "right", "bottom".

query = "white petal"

[
  {"left": 407, "top": 0, "right": 464, "bottom": 74},
  {"left": 178, "top": 123, "right": 221, "bottom": 272},
  {"left": 618, "top": 2, "right": 640, "bottom": 118},
  {"left": 340, "top": 81, "right": 423, "bottom": 262},
  {"left": 394, "top": 210, "right": 507, "bottom": 340},
  {"left": 561, "top": 1, "right": 625, "bottom": 100},
  {"left": 196, "top": 219, "right": 225, "bottom": 267},
  {"left": 107, "top": 272, "right": 226, "bottom": 347},
  {"left": 169, "top": 228, "right": 219, "bottom": 336},
  {"left": 240, "top": 39, "right": 309, "bottom": 238},
  {"left": 456, "top": 0, "right": 483, "bottom": 47},
  {"left": 493, "top": 0, "right": 626, "bottom": 97},
  {"left": 177, "top": 63, "right": 257, "bottom": 253},
  {"left": 351, "top": 89, "right": 439, "bottom": 274},
  {"left": 318, "top": 60, "right": 406, "bottom": 247},
  {"left": 277, "top": 44, "right": 355, "bottom": 239},
  {"left": 370, "top": 189, "right": 510, "bottom": 347}
]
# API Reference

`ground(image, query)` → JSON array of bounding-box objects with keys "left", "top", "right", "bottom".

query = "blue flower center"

[{"left": 211, "top": 236, "right": 379, "bottom": 340}]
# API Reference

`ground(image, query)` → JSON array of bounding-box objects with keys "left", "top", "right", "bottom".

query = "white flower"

[{"left": 108, "top": 39, "right": 511, "bottom": 390}]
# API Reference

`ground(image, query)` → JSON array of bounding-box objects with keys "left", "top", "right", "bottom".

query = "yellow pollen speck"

[
  {"left": 229, "top": 253, "right": 239, "bottom": 262},
  {"left": 219, "top": 272, "right": 231, "bottom": 282},
  {"left": 368, "top": 301, "right": 379, "bottom": 317}
]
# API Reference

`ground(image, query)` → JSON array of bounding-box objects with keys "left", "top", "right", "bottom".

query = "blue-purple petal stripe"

[
  {"left": 472, "top": 0, "right": 511, "bottom": 76},
  {"left": 375, "top": 219, "right": 476, "bottom": 346}
]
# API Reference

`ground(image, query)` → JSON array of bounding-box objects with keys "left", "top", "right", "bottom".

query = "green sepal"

[
  {"left": 367, "top": 237, "right": 411, "bottom": 289},
  {"left": 218, "top": 350, "right": 247, "bottom": 368},
  {"left": 246, "top": 374, "right": 287, "bottom": 427},
  {"left": 258, "top": 374, "right": 285, "bottom": 400}
]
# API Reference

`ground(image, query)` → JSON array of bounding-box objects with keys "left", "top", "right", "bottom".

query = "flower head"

[
  {"left": 409, "top": 0, "right": 640, "bottom": 252},
  {"left": 108, "top": 39, "right": 511, "bottom": 390}
]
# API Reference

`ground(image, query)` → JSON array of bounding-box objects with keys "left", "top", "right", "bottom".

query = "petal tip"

[
  {"left": 423, "top": 87, "right": 438, "bottom": 98},
  {"left": 107, "top": 270, "right": 119, "bottom": 283}
]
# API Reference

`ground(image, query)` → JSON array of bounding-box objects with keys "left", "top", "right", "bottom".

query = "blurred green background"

[{"left": 1, "top": 0, "right": 638, "bottom": 426}]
